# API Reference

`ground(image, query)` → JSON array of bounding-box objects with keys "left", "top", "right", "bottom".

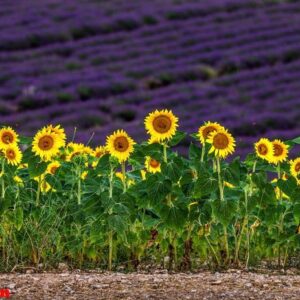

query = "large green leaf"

[
  {"left": 211, "top": 198, "right": 238, "bottom": 226},
  {"left": 147, "top": 174, "right": 172, "bottom": 204},
  {"left": 193, "top": 172, "right": 218, "bottom": 198}
]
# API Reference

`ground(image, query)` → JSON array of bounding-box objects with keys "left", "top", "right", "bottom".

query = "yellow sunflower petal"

[
  {"left": 198, "top": 121, "right": 225, "bottom": 145},
  {"left": 4, "top": 144, "right": 22, "bottom": 166},
  {"left": 0, "top": 127, "right": 19, "bottom": 149},
  {"left": 145, "top": 156, "right": 161, "bottom": 173}
]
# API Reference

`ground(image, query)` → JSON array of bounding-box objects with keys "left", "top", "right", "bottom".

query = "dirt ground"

[{"left": 0, "top": 269, "right": 299, "bottom": 300}]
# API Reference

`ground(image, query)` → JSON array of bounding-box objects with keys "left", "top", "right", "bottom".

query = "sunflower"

[
  {"left": 198, "top": 122, "right": 224, "bottom": 145},
  {"left": 47, "top": 161, "right": 61, "bottom": 175},
  {"left": 207, "top": 129, "right": 235, "bottom": 159},
  {"left": 94, "top": 146, "right": 108, "bottom": 158},
  {"left": 145, "top": 156, "right": 161, "bottom": 173},
  {"left": 106, "top": 130, "right": 135, "bottom": 162},
  {"left": 66, "top": 143, "right": 87, "bottom": 161},
  {"left": 45, "top": 124, "right": 66, "bottom": 147},
  {"left": 290, "top": 158, "right": 300, "bottom": 180},
  {"left": 0, "top": 127, "right": 19, "bottom": 148},
  {"left": 14, "top": 176, "right": 24, "bottom": 186},
  {"left": 270, "top": 139, "right": 289, "bottom": 164},
  {"left": 145, "top": 109, "right": 178, "bottom": 142},
  {"left": 271, "top": 177, "right": 289, "bottom": 200},
  {"left": 254, "top": 138, "right": 273, "bottom": 161},
  {"left": 4, "top": 145, "right": 22, "bottom": 166},
  {"left": 32, "top": 127, "right": 63, "bottom": 161}
]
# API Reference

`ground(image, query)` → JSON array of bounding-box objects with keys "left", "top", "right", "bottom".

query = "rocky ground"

[{"left": 0, "top": 269, "right": 299, "bottom": 300}]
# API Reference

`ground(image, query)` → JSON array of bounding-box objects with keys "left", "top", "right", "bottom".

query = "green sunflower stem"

[
  {"left": 1, "top": 159, "right": 5, "bottom": 199},
  {"left": 121, "top": 161, "right": 127, "bottom": 192},
  {"left": 163, "top": 143, "right": 168, "bottom": 163},
  {"left": 36, "top": 175, "right": 41, "bottom": 207},
  {"left": 108, "top": 230, "right": 113, "bottom": 271},
  {"left": 216, "top": 157, "right": 224, "bottom": 201},
  {"left": 109, "top": 163, "right": 113, "bottom": 199},
  {"left": 201, "top": 144, "right": 205, "bottom": 162},
  {"left": 277, "top": 163, "right": 282, "bottom": 201},
  {"left": 77, "top": 166, "right": 81, "bottom": 205}
]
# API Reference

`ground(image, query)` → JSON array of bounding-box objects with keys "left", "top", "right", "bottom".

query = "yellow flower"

[
  {"left": 0, "top": 127, "right": 19, "bottom": 149},
  {"left": 4, "top": 145, "right": 22, "bottom": 166},
  {"left": 145, "top": 156, "right": 161, "bottom": 173},
  {"left": 207, "top": 129, "right": 235, "bottom": 159},
  {"left": 290, "top": 158, "right": 300, "bottom": 180},
  {"left": 224, "top": 181, "right": 235, "bottom": 188},
  {"left": 270, "top": 139, "right": 289, "bottom": 165},
  {"left": 32, "top": 127, "right": 64, "bottom": 161},
  {"left": 115, "top": 171, "right": 125, "bottom": 182},
  {"left": 106, "top": 130, "right": 135, "bottom": 162},
  {"left": 271, "top": 177, "right": 289, "bottom": 200},
  {"left": 45, "top": 124, "right": 66, "bottom": 147},
  {"left": 81, "top": 171, "right": 88, "bottom": 180},
  {"left": 93, "top": 146, "right": 108, "bottom": 158},
  {"left": 145, "top": 109, "right": 178, "bottom": 142},
  {"left": 141, "top": 169, "right": 146, "bottom": 180},
  {"left": 254, "top": 138, "right": 273, "bottom": 161},
  {"left": 14, "top": 176, "right": 24, "bottom": 186},
  {"left": 47, "top": 161, "right": 61, "bottom": 175},
  {"left": 198, "top": 122, "right": 224, "bottom": 145},
  {"left": 66, "top": 143, "right": 88, "bottom": 161}
]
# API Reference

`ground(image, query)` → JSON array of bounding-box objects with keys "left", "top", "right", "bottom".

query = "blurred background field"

[{"left": 0, "top": 0, "right": 299, "bottom": 157}]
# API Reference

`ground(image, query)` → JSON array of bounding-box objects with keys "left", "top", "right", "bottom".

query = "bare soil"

[{"left": 1, "top": 269, "right": 300, "bottom": 300}]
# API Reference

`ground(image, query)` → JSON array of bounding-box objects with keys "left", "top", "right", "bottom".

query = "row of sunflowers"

[{"left": 0, "top": 109, "right": 299, "bottom": 271}]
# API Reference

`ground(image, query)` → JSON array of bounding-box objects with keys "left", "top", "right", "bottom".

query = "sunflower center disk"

[
  {"left": 203, "top": 126, "right": 217, "bottom": 140},
  {"left": 258, "top": 144, "right": 268, "bottom": 155},
  {"left": 213, "top": 133, "right": 229, "bottom": 149},
  {"left": 273, "top": 144, "right": 283, "bottom": 156},
  {"left": 114, "top": 137, "right": 129, "bottom": 152},
  {"left": 50, "top": 167, "right": 58, "bottom": 174},
  {"left": 153, "top": 116, "right": 171, "bottom": 133},
  {"left": 295, "top": 163, "right": 300, "bottom": 173},
  {"left": 150, "top": 159, "right": 160, "bottom": 168},
  {"left": 6, "top": 149, "right": 16, "bottom": 159},
  {"left": 38, "top": 136, "right": 54, "bottom": 150},
  {"left": 2, "top": 133, "right": 13, "bottom": 144}
]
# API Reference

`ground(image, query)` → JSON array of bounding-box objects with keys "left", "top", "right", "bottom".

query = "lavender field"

[{"left": 1, "top": 0, "right": 300, "bottom": 156}]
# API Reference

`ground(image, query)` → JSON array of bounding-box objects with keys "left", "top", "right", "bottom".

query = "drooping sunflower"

[
  {"left": 270, "top": 139, "right": 289, "bottom": 165},
  {"left": 4, "top": 144, "right": 22, "bottom": 166},
  {"left": 45, "top": 124, "right": 66, "bottom": 147},
  {"left": 198, "top": 121, "right": 224, "bottom": 145},
  {"left": 145, "top": 109, "right": 178, "bottom": 142},
  {"left": 207, "top": 129, "right": 235, "bottom": 159},
  {"left": 290, "top": 158, "right": 300, "bottom": 180},
  {"left": 254, "top": 138, "right": 273, "bottom": 161},
  {"left": 145, "top": 156, "right": 161, "bottom": 173},
  {"left": 0, "top": 127, "right": 19, "bottom": 148},
  {"left": 32, "top": 127, "right": 63, "bottom": 161},
  {"left": 47, "top": 161, "right": 61, "bottom": 175},
  {"left": 106, "top": 130, "right": 135, "bottom": 162}
]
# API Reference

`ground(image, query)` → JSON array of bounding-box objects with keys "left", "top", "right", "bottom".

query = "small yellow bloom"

[
  {"left": 145, "top": 157, "right": 161, "bottom": 173},
  {"left": 81, "top": 171, "right": 88, "bottom": 180},
  {"left": 47, "top": 161, "right": 61, "bottom": 175},
  {"left": 93, "top": 146, "right": 108, "bottom": 158},
  {"left": 290, "top": 158, "right": 300, "bottom": 181},
  {"left": 14, "top": 176, "right": 24, "bottom": 186},
  {"left": 224, "top": 181, "right": 235, "bottom": 188}
]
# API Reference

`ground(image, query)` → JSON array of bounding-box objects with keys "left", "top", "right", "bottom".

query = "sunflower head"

[
  {"left": 94, "top": 146, "right": 109, "bottom": 158},
  {"left": 4, "top": 145, "right": 22, "bottom": 166},
  {"left": 198, "top": 122, "right": 224, "bottom": 145},
  {"left": 66, "top": 143, "right": 87, "bottom": 161},
  {"left": 207, "top": 129, "right": 235, "bottom": 159},
  {"left": 45, "top": 124, "right": 66, "bottom": 147},
  {"left": 0, "top": 127, "right": 19, "bottom": 148},
  {"left": 47, "top": 161, "right": 61, "bottom": 175},
  {"left": 145, "top": 156, "right": 161, "bottom": 173},
  {"left": 106, "top": 130, "right": 135, "bottom": 162},
  {"left": 290, "top": 158, "right": 300, "bottom": 180},
  {"left": 254, "top": 138, "right": 273, "bottom": 161},
  {"left": 270, "top": 139, "right": 289, "bottom": 164},
  {"left": 145, "top": 109, "right": 178, "bottom": 142},
  {"left": 32, "top": 127, "right": 64, "bottom": 161}
]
